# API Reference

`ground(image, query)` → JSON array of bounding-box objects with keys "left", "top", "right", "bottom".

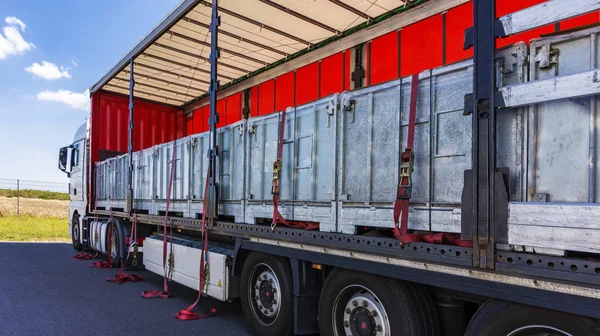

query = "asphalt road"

[{"left": 0, "top": 242, "right": 253, "bottom": 336}]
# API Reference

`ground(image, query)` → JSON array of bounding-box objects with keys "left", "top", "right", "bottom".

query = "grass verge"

[
  {"left": 0, "top": 215, "right": 70, "bottom": 242},
  {"left": 0, "top": 189, "right": 69, "bottom": 201}
]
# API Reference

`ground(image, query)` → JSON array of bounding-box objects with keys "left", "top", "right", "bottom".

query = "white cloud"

[
  {"left": 26, "top": 61, "right": 71, "bottom": 80},
  {"left": 5, "top": 17, "right": 26, "bottom": 31},
  {"left": 0, "top": 16, "right": 34, "bottom": 60},
  {"left": 36, "top": 89, "right": 90, "bottom": 111}
]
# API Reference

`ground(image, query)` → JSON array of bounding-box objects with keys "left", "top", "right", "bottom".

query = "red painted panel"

[
  {"left": 176, "top": 112, "right": 185, "bottom": 139},
  {"left": 91, "top": 94, "right": 100, "bottom": 165},
  {"left": 276, "top": 72, "right": 295, "bottom": 111},
  {"left": 159, "top": 112, "right": 168, "bottom": 144},
  {"left": 119, "top": 103, "right": 128, "bottom": 152},
  {"left": 446, "top": 2, "right": 474, "bottom": 64},
  {"left": 320, "top": 52, "right": 344, "bottom": 97},
  {"left": 496, "top": 0, "right": 552, "bottom": 48},
  {"left": 226, "top": 93, "right": 242, "bottom": 125},
  {"left": 249, "top": 86, "right": 259, "bottom": 117},
  {"left": 496, "top": 0, "right": 545, "bottom": 17},
  {"left": 192, "top": 108, "right": 203, "bottom": 134},
  {"left": 296, "top": 62, "right": 319, "bottom": 105},
  {"left": 186, "top": 116, "right": 193, "bottom": 135},
  {"left": 137, "top": 105, "right": 147, "bottom": 149},
  {"left": 345, "top": 49, "right": 351, "bottom": 90},
  {"left": 149, "top": 108, "right": 159, "bottom": 147},
  {"left": 202, "top": 105, "right": 210, "bottom": 132},
  {"left": 259, "top": 80, "right": 275, "bottom": 116},
  {"left": 370, "top": 31, "right": 399, "bottom": 85},
  {"left": 365, "top": 42, "right": 371, "bottom": 86},
  {"left": 98, "top": 98, "right": 108, "bottom": 150},
  {"left": 401, "top": 15, "right": 443, "bottom": 77},
  {"left": 217, "top": 99, "right": 226, "bottom": 128},
  {"left": 560, "top": 12, "right": 600, "bottom": 30},
  {"left": 90, "top": 92, "right": 184, "bottom": 169}
]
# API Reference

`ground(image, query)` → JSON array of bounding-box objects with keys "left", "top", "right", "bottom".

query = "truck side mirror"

[{"left": 58, "top": 146, "right": 71, "bottom": 174}]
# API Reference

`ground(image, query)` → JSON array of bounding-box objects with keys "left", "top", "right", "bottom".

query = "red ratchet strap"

[
  {"left": 422, "top": 233, "right": 473, "bottom": 247},
  {"left": 270, "top": 109, "right": 319, "bottom": 231},
  {"left": 107, "top": 216, "right": 144, "bottom": 284},
  {"left": 142, "top": 142, "right": 177, "bottom": 299},
  {"left": 392, "top": 75, "right": 472, "bottom": 248},
  {"left": 73, "top": 252, "right": 95, "bottom": 260},
  {"left": 392, "top": 75, "right": 421, "bottom": 244},
  {"left": 90, "top": 211, "right": 114, "bottom": 268},
  {"left": 176, "top": 171, "right": 216, "bottom": 320}
]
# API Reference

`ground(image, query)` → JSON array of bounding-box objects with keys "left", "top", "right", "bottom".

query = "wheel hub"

[
  {"left": 349, "top": 307, "right": 376, "bottom": 336},
  {"left": 73, "top": 223, "right": 79, "bottom": 241},
  {"left": 339, "top": 288, "right": 389, "bottom": 336},
  {"left": 250, "top": 264, "right": 281, "bottom": 325}
]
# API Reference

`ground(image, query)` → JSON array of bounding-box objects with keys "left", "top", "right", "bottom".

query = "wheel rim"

[
  {"left": 332, "top": 285, "right": 390, "bottom": 336},
  {"left": 506, "top": 325, "right": 572, "bottom": 336},
  {"left": 248, "top": 263, "right": 282, "bottom": 326},
  {"left": 110, "top": 228, "right": 118, "bottom": 259},
  {"left": 72, "top": 219, "right": 79, "bottom": 242}
]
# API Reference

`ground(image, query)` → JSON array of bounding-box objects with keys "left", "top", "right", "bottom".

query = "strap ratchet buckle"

[
  {"left": 397, "top": 147, "right": 415, "bottom": 200},
  {"left": 271, "top": 158, "right": 282, "bottom": 195},
  {"left": 167, "top": 251, "right": 175, "bottom": 281}
]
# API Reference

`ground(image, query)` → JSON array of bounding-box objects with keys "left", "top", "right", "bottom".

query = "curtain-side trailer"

[{"left": 57, "top": 0, "right": 600, "bottom": 335}]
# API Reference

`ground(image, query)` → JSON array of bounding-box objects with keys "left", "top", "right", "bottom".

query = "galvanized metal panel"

[
  {"left": 218, "top": 120, "right": 245, "bottom": 201},
  {"left": 247, "top": 113, "right": 281, "bottom": 203},
  {"left": 529, "top": 27, "right": 600, "bottom": 202},
  {"left": 190, "top": 132, "right": 209, "bottom": 201},
  {"left": 508, "top": 202, "right": 600, "bottom": 253},
  {"left": 155, "top": 138, "right": 189, "bottom": 201}
]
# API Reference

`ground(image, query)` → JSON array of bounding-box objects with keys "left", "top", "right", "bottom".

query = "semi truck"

[{"left": 58, "top": 0, "right": 600, "bottom": 334}]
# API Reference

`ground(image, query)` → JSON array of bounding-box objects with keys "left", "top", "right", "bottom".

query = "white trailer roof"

[{"left": 90, "top": 0, "right": 423, "bottom": 106}]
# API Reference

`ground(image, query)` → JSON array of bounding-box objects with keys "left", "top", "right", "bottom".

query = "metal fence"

[{"left": 0, "top": 178, "right": 69, "bottom": 216}]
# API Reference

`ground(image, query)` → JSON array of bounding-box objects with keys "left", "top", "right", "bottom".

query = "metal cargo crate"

[
  {"left": 506, "top": 26, "right": 600, "bottom": 253},
  {"left": 189, "top": 131, "right": 209, "bottom": 218},
  {"left": 217, "top": 120, "right": 246, "bottom": 223},
  {"left": 133, "top": 147, "right": 155, "bottom": 213},
  {"left": 336, "top": 44, "right": 527, "bottom": 235},
  {"left": 245, "top": 95, "right": 338, "bottom": 232},
  {"left": 153, "top": 137, "right": 191, "bottom": 217}
]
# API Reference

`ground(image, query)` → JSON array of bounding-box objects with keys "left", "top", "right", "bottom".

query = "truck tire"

[
  {"left": 107, "top": 218, "right": 123, "bottom": 268},
  {"left": 71, "top": 214, "right": 83, "bottom": 251},
  {"left": 240, "top": 252, "right": 293, "bottom": 336},
  {"left": 465, "top": 299, "right": 600, "bottom": 336},
  {"left": 319, "top": 268, "right": 440, "bottom": 336}
]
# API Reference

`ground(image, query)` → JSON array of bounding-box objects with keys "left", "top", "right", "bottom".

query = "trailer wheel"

[
  {"left": 107, "top": 219, "right": 123, "bottom": 268},
  {"left": 240, "top": 252, "right": 293, "bottom": 336},
  {"left": 465, "top": 300, "right": 600, "bottom": 336},
  {"left": 319, "top": 269, "right": 440, "bottom": 336},
  {"left": 71, "top": 214, "right": 83, "bottom": 251}
]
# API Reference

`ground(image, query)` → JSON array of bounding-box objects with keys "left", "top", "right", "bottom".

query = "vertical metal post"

[
  {"left": 206, "top": 0, "right": 221, "bottom": 228},
  {"left": 589, "top": 34, "right": 597, "bottom": 203},
  {"left": 127, "top": 58, "right": 135, "bottom": 213},
  {"left": 16, "top": 179, "right": 19, "bottom": 215},
  {"left": 472, "top": 0, "right": 496, "bottom": 269}
]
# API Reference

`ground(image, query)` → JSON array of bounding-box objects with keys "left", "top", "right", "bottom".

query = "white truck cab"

[{"left": 58, "top": 121, "right": 88, "bottom": 249}]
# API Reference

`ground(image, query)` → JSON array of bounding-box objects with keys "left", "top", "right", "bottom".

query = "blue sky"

[{"left": 0, "top": 0, "right": 180, "bottom": 183}]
